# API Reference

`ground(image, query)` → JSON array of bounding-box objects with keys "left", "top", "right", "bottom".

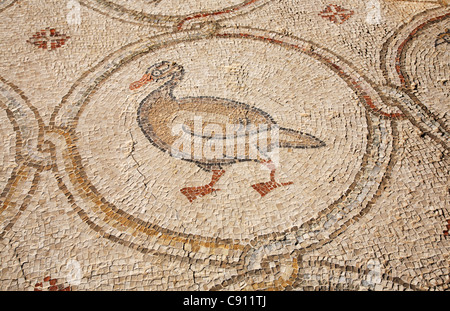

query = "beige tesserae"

[{"left": 0, "top": 0, "right": 448, "bottom": 291}]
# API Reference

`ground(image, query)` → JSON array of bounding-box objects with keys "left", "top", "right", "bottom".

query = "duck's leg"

[
  {"left": 251, "top": 160, "right": 293, "bottom": 197},
  {"left": 181, "top": 169, "right": 225, "bottom": 202}
]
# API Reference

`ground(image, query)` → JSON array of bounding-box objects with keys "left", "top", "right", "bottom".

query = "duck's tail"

[{"left": 278, "top": 127, "right": 325, "bottom": 149}]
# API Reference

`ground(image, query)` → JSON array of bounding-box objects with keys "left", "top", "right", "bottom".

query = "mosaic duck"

[{"left": 130, "top": 61, "right": 325, "bottom": 202}]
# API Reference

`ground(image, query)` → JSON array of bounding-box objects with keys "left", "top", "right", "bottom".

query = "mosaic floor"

[{"left": 0, "top": 0, "right": 449, "bottom": 291}]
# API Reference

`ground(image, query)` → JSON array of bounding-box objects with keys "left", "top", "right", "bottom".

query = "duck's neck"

[
  {"left": 164, "top": 70, "right": 184, "bottom": 98},
  {"left": 139, "top": 71, "right": 183, "bottom": 113}
]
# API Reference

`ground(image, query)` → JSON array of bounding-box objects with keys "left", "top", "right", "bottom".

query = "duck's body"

[
  {"left": 138, "top": 84, "right": 283, "bottom": 170},
  {"left": 131, "top": 61, "right": 325, "bottom": 201}
]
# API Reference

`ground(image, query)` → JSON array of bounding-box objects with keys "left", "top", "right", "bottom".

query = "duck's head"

[{"left": 129, "top": 61, "right": 184, "bottom": 90}]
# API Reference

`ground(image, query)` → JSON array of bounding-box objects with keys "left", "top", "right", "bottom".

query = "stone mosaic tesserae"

[{"left": 0, "top": 0, "right": 448, "bottom": 291}]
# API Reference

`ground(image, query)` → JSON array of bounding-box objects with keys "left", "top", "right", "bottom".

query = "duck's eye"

[
  {"left": 159, "top": 64, "right": 170, "bottom": 71},
  {"left": 152, "top": 70, "right": 162, "bottom": 76}
]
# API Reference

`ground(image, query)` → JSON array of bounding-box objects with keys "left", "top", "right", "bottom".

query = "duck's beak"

[{"left": 129, "top": 73, "right": 153, "bottom": 90}]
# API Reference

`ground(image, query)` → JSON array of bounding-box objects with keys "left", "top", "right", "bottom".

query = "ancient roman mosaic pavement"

[{"left": 0, "top": 0, "right": 449, "bottom": 291}]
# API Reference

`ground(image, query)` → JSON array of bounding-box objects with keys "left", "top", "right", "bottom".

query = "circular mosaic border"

[
  {"left": 0, "top": 0, "right": 17, "bottom": 14},
  {"left": 381, "top": 6, "right": 449, "bottom": 151},
  {"left": 49, "top": 27, "right": 397, "bottom": 269},
  {"left": 0, "top": 76, "right": 50, "bottom": 239},
  {"left": 79, "top": 0, "right": 271, "bottom": 29}
]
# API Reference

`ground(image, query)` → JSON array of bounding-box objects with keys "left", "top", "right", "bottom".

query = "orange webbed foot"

[
  {"left": 181, "top": 169, "right": 225, "bottom": 202},
  {"left": 251, "top": 181, "right": 293, "bottom": 197},
  {"left": 180, "top": 185, "right": 220, "bottom": 202},
  {"left": 252, "top": 160, "right": 293, "bottom": 197}
]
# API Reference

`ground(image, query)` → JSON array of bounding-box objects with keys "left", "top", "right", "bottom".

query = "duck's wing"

[
  {"left": 178, "top": 121, "right": 266, "bottom": 141},
  {"left": 175, "top": 96, "right": 277, "bottom": 139}
]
